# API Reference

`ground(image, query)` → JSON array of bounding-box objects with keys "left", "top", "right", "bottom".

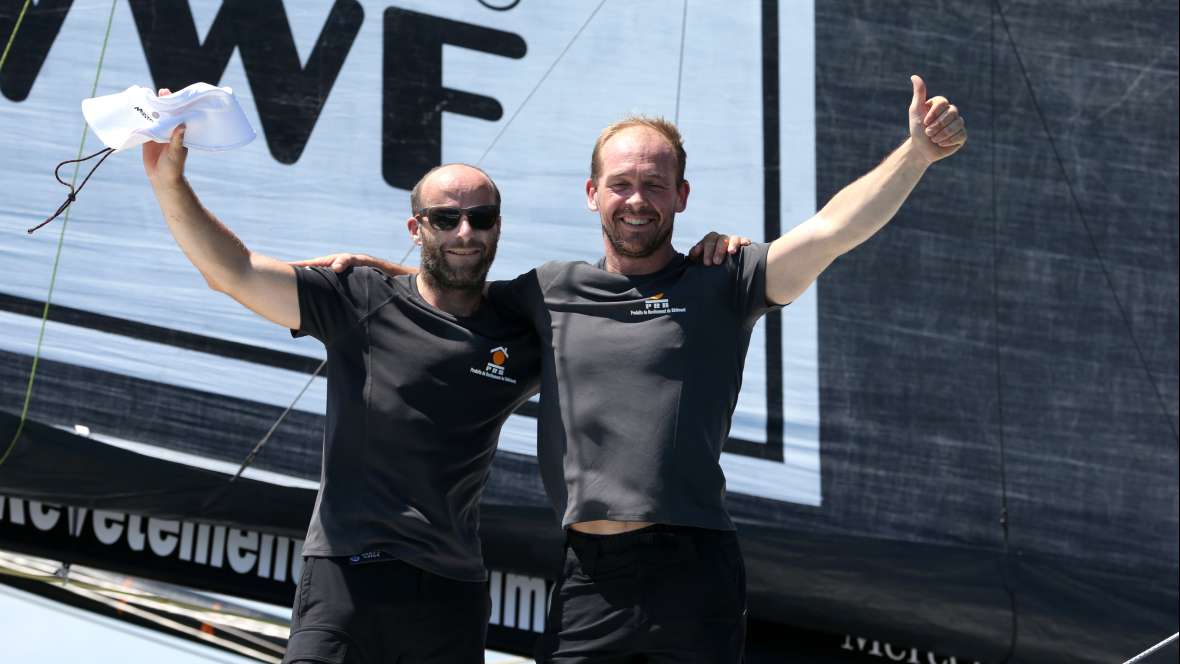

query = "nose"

[
  {"left": 624, "top": 184, "right": 648, "bottom": 209},
  {"left": 454, "top": 214, "right": 476, "bottom": 238}
]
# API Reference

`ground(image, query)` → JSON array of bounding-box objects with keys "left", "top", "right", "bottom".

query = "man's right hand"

[
  {"left": 142, "top": 89, "right": 187, "bottom": 187},
  {"left": 291, "top": 253, "right": 418, "bottom": 276}
]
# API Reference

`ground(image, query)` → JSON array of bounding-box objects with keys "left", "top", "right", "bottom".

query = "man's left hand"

[
  {"left": 908, "top": 74, "right": 967, "bottom": 163},
  {"left": 688, "top": 232, "right": 752, "bottom": 266}
]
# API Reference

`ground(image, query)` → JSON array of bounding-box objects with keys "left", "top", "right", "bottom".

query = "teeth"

[{"left": 621, "top": 216, "right": 653, "bottom": 226}]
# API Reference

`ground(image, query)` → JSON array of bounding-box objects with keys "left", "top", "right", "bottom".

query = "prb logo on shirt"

[
  {"left": 470, "top": 346, "right": 517, "bottom": 384},
  {"left": 486, "top": 347, "right": 509, "bottom": 377},
  {"left": 631, "top": 293, "right": 686, "bottom": 317}
]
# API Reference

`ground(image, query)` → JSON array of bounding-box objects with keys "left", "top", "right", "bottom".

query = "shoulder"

[
  {"left": 679, "top": 243, "right": 772, "bottom": 288},
  {"left": 489, "top": 260, "right": 584, "bottom": 293},
  {"left": 296, "top": 265, "right": 403, "bottom": 304},
  {"left": 536, "top": 260, "right": 582, "bottom": 281},
  {"left": 328, "top": 265, "right": 402, "bottom": 291},
  {"left": 720, "top": 242, "right": 773, "bottom": 276},
  {"left": 734, "top": 242, "right": 772, "bottom": 265}
]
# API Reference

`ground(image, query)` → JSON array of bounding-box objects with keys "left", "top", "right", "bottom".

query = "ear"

[
  {"left": 675, "top": 179, "right": 690, "bottom": 213},
  {"left": 407, "top": 216, "right": 422, "bottom": 245},
  {"left": 585, "top": 178, "right": 599, "bottom": 212}
]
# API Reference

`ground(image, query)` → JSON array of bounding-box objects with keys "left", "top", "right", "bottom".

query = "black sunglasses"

[{"left": 415, "top": 204, "right": 500, "bottom": 231}]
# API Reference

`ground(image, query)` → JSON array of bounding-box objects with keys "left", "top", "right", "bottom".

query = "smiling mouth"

[{"left": 618, "top": 214, "right": 656, "bottom": 227}]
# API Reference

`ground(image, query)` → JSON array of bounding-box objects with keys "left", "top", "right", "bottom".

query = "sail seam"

[{"left": 990, "top": 2, "right": 1019, "bottom": 660}]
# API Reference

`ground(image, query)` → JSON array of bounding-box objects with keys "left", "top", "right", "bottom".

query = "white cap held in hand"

[{"left": 81, "top": 82, "right": 256, "bottom": 152}]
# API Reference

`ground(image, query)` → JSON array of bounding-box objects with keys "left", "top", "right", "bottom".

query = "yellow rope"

[{"left": 0, "top": 0, "right": 32, "bottom": 74}]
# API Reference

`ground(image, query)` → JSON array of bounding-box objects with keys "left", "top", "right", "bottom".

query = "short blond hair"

[{"left": 590, "top": 116, "right": 686, "bottom": 184}]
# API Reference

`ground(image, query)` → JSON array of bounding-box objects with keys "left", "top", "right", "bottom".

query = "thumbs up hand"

[{"left": 908, "top": 75, "right": 966, "bottom": 164}]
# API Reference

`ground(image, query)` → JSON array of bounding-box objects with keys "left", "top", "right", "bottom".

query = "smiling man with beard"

[
  {"left": 496, "top": 77, "right": 965, "bottom": 663},
  {"left": 142, "top": 91, "right": 541, "bottom": 663}
]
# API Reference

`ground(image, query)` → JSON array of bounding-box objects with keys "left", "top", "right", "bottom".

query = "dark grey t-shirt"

[
  {"left": 294, "top": 266, "right": 540, "bottom": 581},
  {"left": 488, "top": 243, "right": 780, "bottom": 530}
]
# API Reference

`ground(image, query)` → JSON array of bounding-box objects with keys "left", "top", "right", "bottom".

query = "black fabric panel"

[
  {"left": 0, "top": 347, "right": 324, "bottom": 480},
  {"left": 807, "top": 1, "right": 1178, "bottom": 662},
  {"left": 0, "top": 412, "right": 313, "bottom": 536},
  {"left": 988, "top": 0, "right": 1179, "bottom": 569}
]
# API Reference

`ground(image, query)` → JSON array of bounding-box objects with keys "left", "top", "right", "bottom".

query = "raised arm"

[
  {"left": 765, "top": 75, "right": 966, "bottom": 305},
  {"left": 143, "top": 90, "right": 299, "bottom": 329}
]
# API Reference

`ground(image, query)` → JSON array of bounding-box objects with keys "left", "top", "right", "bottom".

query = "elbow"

[
  {"left": 203, "top": 274, "right": 227, "bottom": 293},
  {"left": 206, "top": 251, "right": 254, "bottom": 294}
]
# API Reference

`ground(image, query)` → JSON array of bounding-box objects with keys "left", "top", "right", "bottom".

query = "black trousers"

[
  {"left": 539, "top": 525, "right": 747, "bottom": 663},
  {"left": 283, "top": 556, "right": 489, "bottom": 664}
]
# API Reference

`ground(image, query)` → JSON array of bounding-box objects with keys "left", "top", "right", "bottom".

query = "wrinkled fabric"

[{"left": 82, "top": 82, "right": 255, "bottom": 152}]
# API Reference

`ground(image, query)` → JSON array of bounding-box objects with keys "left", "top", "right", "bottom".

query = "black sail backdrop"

[
  {"left": 773, "top": 1, "right": 1178, "bottom": 662},
  {"left": 1, "top": 2, "right": 1176, "bottom": 662}
]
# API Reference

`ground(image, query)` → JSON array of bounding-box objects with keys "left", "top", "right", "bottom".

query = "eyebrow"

[{"left": 606, "top": 169, "right": 670, "bottom": 180}]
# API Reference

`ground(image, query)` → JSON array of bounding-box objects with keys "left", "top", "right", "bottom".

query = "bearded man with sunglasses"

[{"left": 142, "top": 91, "right": 542, "bottom": 661}]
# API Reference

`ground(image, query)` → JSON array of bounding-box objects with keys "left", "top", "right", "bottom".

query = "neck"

[
  {"left": 601, "top": 241, "right": 678, "bottom": 275},
  {"left": 415, "top": 273, "right": 483, "bottom": 317}
]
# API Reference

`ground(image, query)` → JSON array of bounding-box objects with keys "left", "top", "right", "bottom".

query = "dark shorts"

[
  {"left": 539, "top": 525, "right": 747, "bottom": 663},
  {"left": 284, "top": 556, "right": 490, "bottom": 664}
]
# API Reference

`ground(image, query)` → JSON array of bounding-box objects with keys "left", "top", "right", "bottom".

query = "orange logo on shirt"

[
  {"left": 644, "top": 293, "right": 671, "bottom": 312},
  {"left": 632, "top": 292, "right": 685, "bottom": 317},
  {"left": 471, "top": 346, "right": 517, "bottom": 384}
]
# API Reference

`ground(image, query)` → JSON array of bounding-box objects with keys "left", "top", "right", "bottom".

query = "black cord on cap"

[{"left": 28, "top": 146, "right": 115, "bottom": 234}]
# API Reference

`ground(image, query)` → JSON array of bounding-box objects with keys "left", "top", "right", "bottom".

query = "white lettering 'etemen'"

[
  {"left": 0, "top": 494, "right": 302, "bottom": 584},
  {"left": 5, "top": 495, "right": 561, "bottom": 635}
]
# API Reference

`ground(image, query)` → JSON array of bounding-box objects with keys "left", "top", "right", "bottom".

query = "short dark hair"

[
  {"left": 409, "top": 163, "right": 501, "bottom": 213},
  {"left": 590, "top": 116, "right": 687, "bottom": 184}
]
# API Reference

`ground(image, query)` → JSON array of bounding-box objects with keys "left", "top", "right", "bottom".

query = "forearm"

[
  {"left": 765, "top": 75, "right": 965, "bottom": 305},
  {"left": 151, "top": 176, "right": 252, "bottom": 291},
  {"left": 813, "top": 137, "right": 930, "bottom": 255},
  {"left": 764, "top": 139, "right": 932, "bottom": 304}
]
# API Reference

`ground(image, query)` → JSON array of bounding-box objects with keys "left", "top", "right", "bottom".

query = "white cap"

[{"left": 81, "top": 82, "right": 256, "bottom": 152}]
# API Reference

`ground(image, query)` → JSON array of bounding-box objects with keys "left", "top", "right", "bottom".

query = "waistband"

[
  {"left": 308, "top": 554, "right": 486, "bottom": 587},
  {"left": 566, "top": 523, "right": 734, "bottom": 555}
]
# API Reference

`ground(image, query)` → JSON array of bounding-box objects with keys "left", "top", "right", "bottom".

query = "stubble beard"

[
  {"left": 420, "top": 234, "right": 497, "bottom": 293},
  {"left": 601, "top": 212, "right": 674, "bottom": 259}
]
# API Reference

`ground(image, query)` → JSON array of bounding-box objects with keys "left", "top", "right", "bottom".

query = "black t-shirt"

[
  {"left": 488, "top": 243, "right": 780, "bottom": 530},
  {"left": 293, "top": 266, "right": 540, "bottom": 581}
]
